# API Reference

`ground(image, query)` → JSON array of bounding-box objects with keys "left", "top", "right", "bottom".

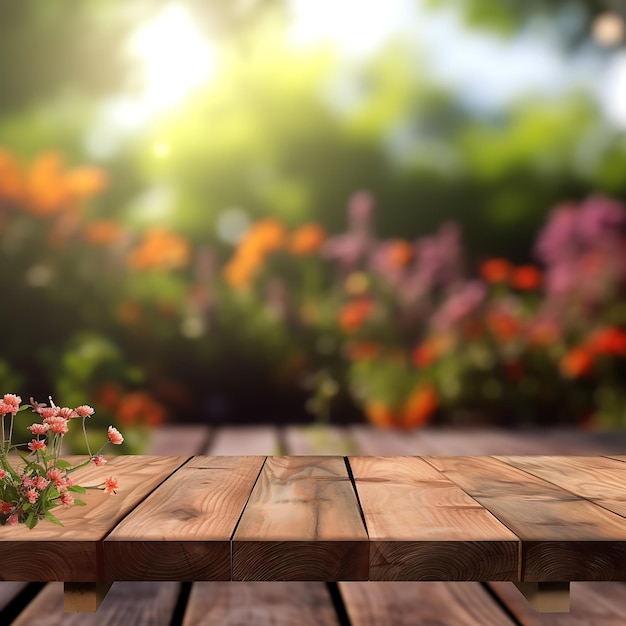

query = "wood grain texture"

[
  {"left": 340, "top": 582, "right": 514, "bottom": 626},
  {"left": 424, "top": 456, "right": 626, "bottom": 581},
  {"left": 232, "top": 456, "right": 368, "bottom": 581},
  {"left": 497, "top": 456, "right": 626, "bottom": 518},
  {"left": 0, "top": 455, "right": 188, "bottom": 582},
  {"left": 489, "top": 582, "right": 626, "bottom": 625},
  {"left": 182, "top": 582, "right": 340, "bottom": 626},
  {"left": 208, "top": 427, "right": 280, "bottom": 455},
  {"left": 348, "top": 456, "right": 519, "bottom": 581},
  {"left": 104, "top": 456, "right": 265, "bottom": 580},
  {"left": 11, "top": 581, "right": 180, "bottom": 626}
]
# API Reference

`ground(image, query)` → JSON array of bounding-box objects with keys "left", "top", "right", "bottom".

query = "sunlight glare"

[{"left": 130, "top": 4, "right": 215, "bottom": 112}]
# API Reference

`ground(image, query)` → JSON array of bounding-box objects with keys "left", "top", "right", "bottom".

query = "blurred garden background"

[{"left": 2, "top": 0, "right": 626, "bottom": 449}]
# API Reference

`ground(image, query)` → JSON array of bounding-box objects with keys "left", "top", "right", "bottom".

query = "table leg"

[
  {"left": 64, "top": 581, "right": 113, "bottom": 612},
  {"left": 513, "top": 582, "right": 570, "bottom": 612}
]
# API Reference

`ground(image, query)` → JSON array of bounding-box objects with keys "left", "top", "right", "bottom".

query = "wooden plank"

[
  {"left": 148, "top": 425, "right": 210, "bottom": 455},
  {"left": 0, "top": 455, "right": 188, "bottom": 581},
  {"left": 497, "top": 456, "right": 626, "bottom": 518},
  {"left": 416, "top": 428, "right": 575, "bottom": 455},
  {"left": 0, "top": 582, "right": 27, "bottom": 608},
  {"left": 348, "top": 456, "right": 519, "bottom": 581},
  {"left": 340, "top": 582, "right": 515, "bottom": 625},
  {"left": 349, "top": 426, "right": 440, "bottom": 455},
  {"left": 104, "top": 456, "right": 265, "bottom": 581},
  {"left": 424, "top": 456, "right": 626, "bottom": 581},
  {"left": 489, "top": 582, "right": 626, "bottom": 625},
  {"left": 284, "top": 426, "right": 356, "bottom": 455},
  {"left": 63, "top": 582, "right": 112, "bottom": 613},
  {"left": 11, "top": 581, "right": 180, "bottom": 626},
  {"left": 232, "top": 456, "right": 368, "bottom": 581},
  {"left": 182, "top": 582, "right": 340, "bottom": 626},
  {"left": 208, "top": 427, "right": 280, "bottom": 455}
]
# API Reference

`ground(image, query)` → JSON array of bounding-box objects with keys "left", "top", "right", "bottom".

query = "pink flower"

[
  {"left": 91, "top": 454, "right": 107, "bottom": 466},
  {"left": 58, "top": 407, "right": 77, "bottom": 420},
  {"left": 0, "top": 470, "right": 6, "bottom": 480},
  {"left": 39, "top": 407, "right": 59, "bottom": 419},
  {"left": 34, "top": 476, "right": 48, "bottom": 490},
  {"left": 46, "top": 468, "right": 66, "bottom": 486},
  {"left": 107, "top": 426, "right": 124, "bottom": 445},
  {"left": 3, "top": 394, "right": 21, "bottom": 408},
  {"left": 21, "top": 475, "right": 34, "bottom": 488},
  {"left": 0, "top": 402, "right": 16, "bottom": 416},
  {"left": 75, "top": 405, "right": 95, "bottom": 417},
  {"left": 28, "top": 439, "right": 46, "bottom": 452},
  {"left": 44, "top": 417, "right": 68, "bottom": 435},
  {"left": 60, "top": 492, "right": 74, "bottom": 508},
  {"left": 0, "top": 501, "right": 12, "bottom": 514},
  {"left": 26, "top": 488, "right": 38, "bottom": 504},
  {"left": 7, "top": 513, "right": 19, "bottom": 525},
  {"left": 27, "top": 423, "right": 49, "bottom": 435},
  {"left": 103, "top": 476, "right": 119, "bottom": 494}
]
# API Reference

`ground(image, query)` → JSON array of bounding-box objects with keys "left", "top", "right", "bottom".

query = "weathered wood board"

[
  {"left": 104, "top": 456, "right": 265, "bottom": 580},
  {"left": 232, "top": 456, "right": 368, "bottom": 581}
]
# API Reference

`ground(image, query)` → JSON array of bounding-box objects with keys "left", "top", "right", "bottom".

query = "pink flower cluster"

[
  {"left": 0, "top": 394, "right": 21, "bottom": 416},
  {"left": 0, "top": 394, "right": 122, "bottom": 528}
]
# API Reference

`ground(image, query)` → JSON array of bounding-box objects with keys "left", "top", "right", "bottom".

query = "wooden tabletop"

[{"left": 2, "top": 455, "right": 626, "bottom": 584}]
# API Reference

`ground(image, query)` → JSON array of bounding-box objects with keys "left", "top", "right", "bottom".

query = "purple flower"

[
  {"left": 432, "top": 280, "right": 486, "bottom": 331},
  {"left": 576, "top": 195, "right": 626, "bottom": 246}
]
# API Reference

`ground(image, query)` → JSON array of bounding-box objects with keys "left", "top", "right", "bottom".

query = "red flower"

[
  {"left": 347, "top": 342, "right": 381, "bottom": 362},
  {"left": 511, "top": 265, "right": 541, "bottom": 291},
  {"left": 480, "top": 258, "right": 512, "bottom": 284},
  {"left": 560, "top": 347, "right": 593, "bottom": 378},
  {"left": 589, "top": 327, "right": 626, "bottom": 357},
  {"left": 338, "top": 298, "right": 374, "bottom": 333}
]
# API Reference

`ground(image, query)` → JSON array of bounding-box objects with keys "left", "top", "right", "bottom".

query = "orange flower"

[
  {"left": 128, "top": 227, "right": 190, "bottom": 270},
  {"left": 365, "top": 386, "right": 438, "bottom": 429},
  {"left": 411, "top": 335, "right": 451, "bottom": 367},
  {"left": 560, "top": 347, "right": 593, "bottom": 378},
  {"left": 346, "top": 341, "right": 381, "bottom": 362},
  {"left": 0, "top": 148, "right": 25, "bottom": 203},
  {"left": 386, "top": 240, "right": 413, "bottom": 268},
  {"left": 64, "top": 166, "right": 108, "bottom": 199},
  {"left": 480, "top": 258, "right": 512, "bottom": 284},
  {"left": 338, "top": 298, "right": 374, "bottom": 333},
  {"left": 365, "top": 402, "right": 397, "bottom": 429},
  {"left": 244, "top": 218, "right": 286, "bottom": 256},
  {"left": 527, "top": 321, "right": 560, "bottom": 347},
  {"left": 223, "top": 256, "right": 256, "bottom": 288},
  {"left": 512, "top": 265, "right": 541, "bottom": 290},
  {"left": 486, "top": 311, "right": 519, "bottom": 341},
  {"left": 26, "top": 152, "right": 68, "bottom": 215},
  {"left": 588, "top": 327, "right": 626, "bottom": 357},
  {"left": 289, "top": 223, "right": 326, "bottom": 255},
  {"left": 84, "top": 220, "right": 124, "bottom": 245},
  {"left": 403, "top": 385, "right": 438, "bottom": 428},
  {"left": 116, "top": 391, "right": 166, "bottom": 426}
]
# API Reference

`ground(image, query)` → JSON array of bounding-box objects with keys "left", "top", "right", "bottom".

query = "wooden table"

[{"left": 2, "top": 454, "right": 626, "bottom": 613}]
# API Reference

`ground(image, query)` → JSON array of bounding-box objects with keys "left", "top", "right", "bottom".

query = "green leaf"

[
  {"left": 25, "top": 513, "right": 38, "bottom": 529},
  {"left": 17, "top": 404, "right": 32, "bottom": 413},
  {"left": 67, "top": 485, "right": 86, "bottom": 494},
  {"left": 72, "top": 499, "right": 87, "bottom": 506},
  {"left": 55, "top": 460, "right": 72, "bottom": 470},
  {"left": 44, "top": 510, "right": 64, "bottom": 527}
]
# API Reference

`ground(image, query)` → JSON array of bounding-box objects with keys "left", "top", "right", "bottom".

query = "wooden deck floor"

[{"left": 3, "top": 425, "right": 626, "bottom": 625}]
